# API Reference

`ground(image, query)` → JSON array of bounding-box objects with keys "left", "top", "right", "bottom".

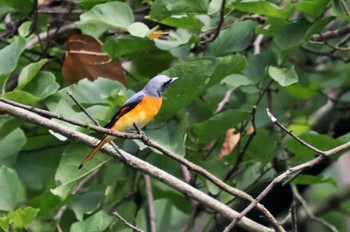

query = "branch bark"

[{"left": 0, "top": 101, "right": 274, "bottom": 232}]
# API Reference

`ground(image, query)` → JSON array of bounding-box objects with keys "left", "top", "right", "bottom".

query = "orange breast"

[{"left": 111, "top": 96, "right": 163, "bottom": 132}]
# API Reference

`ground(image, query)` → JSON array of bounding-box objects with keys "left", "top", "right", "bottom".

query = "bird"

[{"left": 78, "top": 74, "right": 178, "bottom": 169}]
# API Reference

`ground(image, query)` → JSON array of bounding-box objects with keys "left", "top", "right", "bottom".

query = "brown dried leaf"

[
  {"left": 218, "top": 128, "right": 241, "bottom": 159},
  {"left": 246, "top": 125, "right": 255, "bottom": 135},
  {"left": 62, "top": 34, "right": 125, "bottom": 85}
]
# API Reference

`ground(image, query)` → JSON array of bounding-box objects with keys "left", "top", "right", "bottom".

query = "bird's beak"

[{"left": 170, "top": 77, "right": 178, "bottom": 83}]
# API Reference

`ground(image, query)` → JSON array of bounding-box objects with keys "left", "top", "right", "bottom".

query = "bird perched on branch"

[{"left": 79, "top": 74, "right": 178, "bottom": 169}]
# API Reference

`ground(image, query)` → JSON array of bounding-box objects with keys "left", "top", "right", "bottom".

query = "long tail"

[{"left": 78, "top": 136, "right": 109, "bottom": 169}]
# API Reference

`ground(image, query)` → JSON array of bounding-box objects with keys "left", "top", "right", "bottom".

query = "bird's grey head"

[{"left": 144, "top": 75, "right": 178, "bottom": 97}]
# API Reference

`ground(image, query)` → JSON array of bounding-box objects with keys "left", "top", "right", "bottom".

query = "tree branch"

[
  {"left": 203, "top": 0, "right": 226, "bottom": 43},
  {"left": 0, "top": 100, "right": 274, "bottom": 232},
  {"left": 312, "top": 25, "right": 350, "bottom": 42},
  {"left": 0, "top": 98, "right": 283, "bottom": 231}
]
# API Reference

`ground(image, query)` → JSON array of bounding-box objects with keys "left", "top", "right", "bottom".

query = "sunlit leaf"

[
  {"left": 16, "top": 59, "right": 48, "bottom": 90},
  {"left": 7, "top": 207, "right": 39, "bottom": 228},
  {"left": 0, "top": 36, "right": 26, "bottom": 92},
  {"left": 79, "top": 1, "right": 134, "bottom": 30},
  {"left": 268, "top": 65, "right": 298, "bottom": 87},
  {"left": 128, "top": 22, "right": 150, "bottom": 38}
]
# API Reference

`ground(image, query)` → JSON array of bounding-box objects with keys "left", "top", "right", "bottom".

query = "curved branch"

[
  {"left": 225, "top": 108, "right": 350, "bottom": 230},
  {"left": 0, "top": 101, "right": 273, "bottom": 232}
]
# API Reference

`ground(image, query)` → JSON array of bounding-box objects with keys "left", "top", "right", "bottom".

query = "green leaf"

[
  {"left": 284, "top": 83, "right": 318, "bottom": 100},
  {"left": 145, "top": 115, "right": 188, "bottom": 156},
  {"left": 0, "top": 215, "right": 10, "bottom": 232},
  {"left": 0, "top": 0, "right": 34, "bottom": 15},
  {"left": 16, "top": 145, "right": 63, "bottom": 191},
  {"left": 7, "top": 207, "right": 39, "bottom": 228},
  {"left": 0, "top": 166, "right": 25, "bottom": 211},
  {"left": 77, "top": 22, "right": 110, "bottom": 38},
  {"left": 273, "top": 18, "right": 333, "bottom": 61},
  {"left": 150, "top": 0, "right": 209, "bottom": 21},
  {"left": 268, "top": 65, "right": 298, "bottom": 87},
  {"left": 0, "top": 127, "right": 26, "bottom": 166},
  {"left": 287, "top": 132, "right": 342, "bottom": 157},
  {"left": 273, "top": 21, "right": 311, "bottom": 58},
  {"left": 2, "top": 91, "right": 40, "bottom": 105},
  {"left": 102, "top": 36, "right": 155, "bottom": 58},
  {"left": 221, "top": 74, "right": 253, "bottom": 88},
  {"left": 158, "top": 14, "right": 205, "bottom": 31},
  {"left": 22, "top": 71, "right": 59, "bottom": 99},
  {"left": 70, "top": 210, "right": 113, "bottom": 232},
  {"left": 0, "top": 36, "right": 26, "bottom": 92},
  {"left": 71, "top": 192, "right": 104, "bottom": 221},
  {"left": 243, "top": 49, "right": 276, "bottom": 84},
  {"left": 331, "top": 0, "right": 350, "bottom": 19},
  {"left": 208, "top": 0, "right": 223, "bottom": 15},
  {"left": 292, "top": 174, "right": 337, "bottom": 186},
  {"left": 206, "top": 20, "right": 258, "bottom": 56},
  {"left": 294, "top": 0, "right": 330, "bottom": 17},
  {"left": 245, "top": 129, "right": 278, "bottom": 165},
  {"left": 29, "top": 192, "right": 62, "bottom": 217},
  {"left": 210, "top": 55, "right": 248, "bottom": 85},
  {"left": 16, "top": 59, "right": 48, "bottom": 90},
  {"left": 18, "top": 21, "right": 32, "bottom": 38},
  {"left": 79, "top": 1, "right": 134, "bottom": 30},
  {"left": 235, "top": 0, "right": 293, "bottom": 19},
  {"left": 192, "top": 109, "right": 249, "bottom": 144},
  {"left": 51, "top": 144, "right": 111, "bottom": 199},
  {"left": 136, "top": 199, "right": 188, "bottom": 231},
  {"left": 127, "top": 22, "right": 150, "bottom": 38}
]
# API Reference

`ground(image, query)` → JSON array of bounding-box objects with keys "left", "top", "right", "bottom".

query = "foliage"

[{"left": 1, "top": 0, "right": 350, "bottom": 231}]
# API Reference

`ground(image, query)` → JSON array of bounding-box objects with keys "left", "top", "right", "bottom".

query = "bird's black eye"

[{"left": 163, "top": 80, "right": 172, "bottom": 88}]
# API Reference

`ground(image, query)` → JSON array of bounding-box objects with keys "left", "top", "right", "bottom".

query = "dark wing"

[{"left": 104, "top": 93, "right": 145, "bottom": 129}]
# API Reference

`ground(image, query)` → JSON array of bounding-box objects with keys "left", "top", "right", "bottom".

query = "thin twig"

[
  {"left": 312, "top": 25, "right": 350, "bottom": 42},
  {"left": 225, "top": 106, "right": 257, "bottom": 180},
  {"left": 203, "top": 0, "right": 226, "bottom": 43},
  {"left": 216, "top": 88, "right": 234, "bottom": 113},
  {"left": 291, "top": 185, "right": 338, "bottom": 232},
  {"left": 290, "top": 201, "right": 297, "bottom": 232},
  {"left": 112, "top": 211, "right": 144, "bottom": 232},
  {"left": 143, "top": 174, "right": 157, "bottom": 232},
  {"left": 225, "top": 81, "right": 273, "bottom": 180},
  {"left": 26, "top": 23, "right": 76, "bottom": 49},
  {"left": 300, "top": 46, "right": 350, "bottom": 62},
  {"left": 67, "top": 91, "right": 99, "bottom": 125}
]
